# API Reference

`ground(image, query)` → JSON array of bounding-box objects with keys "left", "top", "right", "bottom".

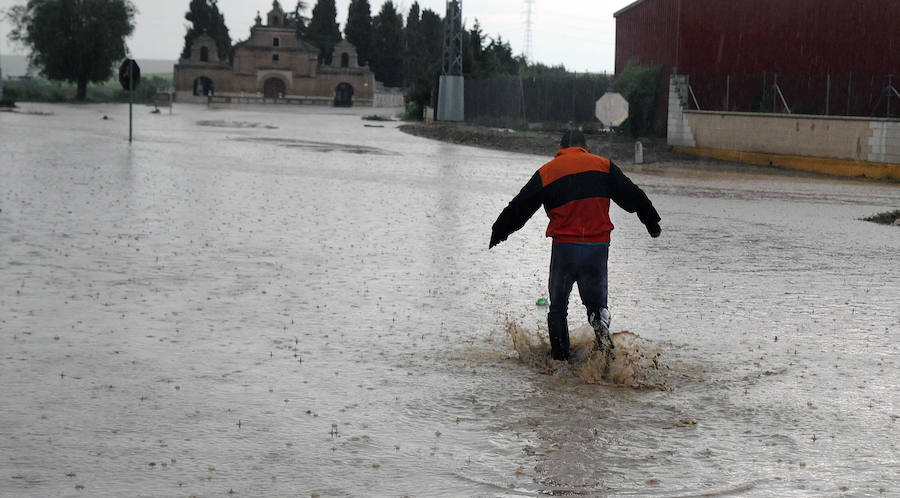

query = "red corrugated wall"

[
  {"left": 614, "top": 0, "right": 678, "bottom": 75},
  {"left": 676, "top": 0, "right": 899, "bottom": 74},
  {"left": 614, "top": 0, "right": 679, "bottom": 134},
  {"left": 615, "top": 0, "right": 900, "bottom": 134}
]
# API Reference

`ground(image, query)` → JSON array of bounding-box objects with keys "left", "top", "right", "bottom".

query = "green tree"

[
  {"left": 613, "top": 59, "right": 662, "bottom": 137},
  {"left": 403, "top": 5, "right": 443, "bottom": 116},
  {"left": 462, "top": 22, "right": 520, "bottom": 79},
  {"left": 402, "top": 2, "right": 422, "bottom": 86},
  {"left": 289, "top": 1, "right": 310, "bottom": 38},
  {"left": 462, "top": 20, "right": 485, "bottom": 76},
  {"left": 307, "top": 0, "right": 341, "bottom": 64},
  {"left": 420, "top": 9, "right": 443, "bottom": 66},
  {"left": 519, "top": 62, "right": 568, "bottom": 78},
  {"left": 181, "top": 0, "right": 232, "bottom": 63},
  {"left": 344, "top": 0, "right": 372, "bottom": 67},
  {"left": 481, "top": 36, "right": 519, "bottom": 76},
  {"left": 6, "top": 0, "right": 135, "bottom": 100},
  {"left": 370, "top": 1, "right": 403, "bottom": 87}
]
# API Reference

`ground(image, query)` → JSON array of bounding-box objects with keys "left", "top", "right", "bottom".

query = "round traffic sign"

[{"left": 119, "top": 59, "right": 141, "bottom": 91}]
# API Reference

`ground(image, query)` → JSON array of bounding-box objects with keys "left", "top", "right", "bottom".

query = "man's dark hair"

[{"left": 560, "top": 130, "right": 587, "bottom": 149}]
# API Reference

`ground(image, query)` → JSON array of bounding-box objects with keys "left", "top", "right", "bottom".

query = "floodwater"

[{"left": 1, "top": 103, "right": 898, "bottom": 497}]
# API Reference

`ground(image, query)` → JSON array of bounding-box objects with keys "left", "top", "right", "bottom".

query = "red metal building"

[{"left": 614, "top": 0, "right": 900, "bottom": 133}]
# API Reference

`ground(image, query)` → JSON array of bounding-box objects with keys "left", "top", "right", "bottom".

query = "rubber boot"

[
  {"left": 589, "top": 308, "right": 614, "bottom": 361},
  {"left": 547, "top": 314, "right": 570, "bottom": 361}
]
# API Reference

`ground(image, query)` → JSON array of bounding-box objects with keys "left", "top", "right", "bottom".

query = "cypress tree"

[
  {"left": 420, "top": 9, "right": 443, "bottom": 65},
  {"left": 344, "top": 0, "right": 373, "bottom": 67},
  {"left": 371, "top": 1, "right": 404, "bottom": 87},
  {"left": 403, "top": 2, "right": 423, "bottom": 87},
  {"left": 289, "top": 1, "right": 310, "bottom": 38},
  {"left": 404, "top": 7, "right": 443, "bottom": 114},
  {"left": 181, "top": 0, "right": 232, "bottom": 63},
  {"left": 307, "top": 0, "right": 342, "bottom": 64}
]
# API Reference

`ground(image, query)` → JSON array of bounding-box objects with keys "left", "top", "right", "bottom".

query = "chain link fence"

[
  {"left": 686, "top": 72, "right": 899, "bottom": 118},
  {"left": 457, "top": 70, "right": 896, "bottom": 130},
  {"left": 463, "top": 73, "right": 612, "bottom": 129}
]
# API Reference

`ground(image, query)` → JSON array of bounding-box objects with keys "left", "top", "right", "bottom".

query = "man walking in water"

[{"left": 489, "top": 130, "right": 661, "bottom": 362}]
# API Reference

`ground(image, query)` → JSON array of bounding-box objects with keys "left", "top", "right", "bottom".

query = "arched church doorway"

[
  {"left": 334, "top": 82, "right": 354, "bottom": 107},
  {"left": 193, "top": 76, "right": 214, "bottom": 96},
  {"left": 263, "top": 77, "right": 286, "bottom": 99}
]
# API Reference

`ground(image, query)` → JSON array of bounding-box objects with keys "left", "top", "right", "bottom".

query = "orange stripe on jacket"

[{"left": 538, "top": 147, "right": 611, "bottom": 187}]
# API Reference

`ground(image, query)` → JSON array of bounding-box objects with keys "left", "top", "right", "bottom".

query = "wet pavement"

[{"left": 1, "top": 103, "right": 898, "bottom": 497}]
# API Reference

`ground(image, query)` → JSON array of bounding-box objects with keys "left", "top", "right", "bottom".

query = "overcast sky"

[{"left": 0, "top": 0, "right": 635, "bottom": 73}]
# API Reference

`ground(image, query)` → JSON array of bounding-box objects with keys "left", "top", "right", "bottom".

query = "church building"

[{"left": 174, "top": 1, "right": 375, "bottom": 106}]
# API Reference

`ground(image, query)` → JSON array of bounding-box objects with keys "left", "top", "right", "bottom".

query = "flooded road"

[{"left": 1, "top": 103, "right": 898, "bottom": 497}]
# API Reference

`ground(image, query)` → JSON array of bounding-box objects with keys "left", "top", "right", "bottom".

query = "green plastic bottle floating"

[{"left": 536, "top": 298, "right": 549, "bottom": 306}]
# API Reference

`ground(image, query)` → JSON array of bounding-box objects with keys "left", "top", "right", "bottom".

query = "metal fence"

[
  {"left": 684, "top": 72, "right": 899, "bottom": 118},
  {"left": 463, "top": 73, "right": 612, "bottom": 128}
]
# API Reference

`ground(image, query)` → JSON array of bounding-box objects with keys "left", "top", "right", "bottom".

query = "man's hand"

[
  {"left": 489, "top": 231, "right": 504, "bottom": 249},
  {"left": 647, "top": 222, "right": 661, "bottom": 238}
]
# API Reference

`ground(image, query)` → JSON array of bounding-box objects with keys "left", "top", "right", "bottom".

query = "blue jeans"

[{"left": 547, "top": 242, "right": 609, "bottom": 359}]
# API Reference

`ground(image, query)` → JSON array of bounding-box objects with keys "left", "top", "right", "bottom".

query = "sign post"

[
  {"left": 595, "top": 92, "right": 629, "bottom": 158},
  {"left": 118, "top": 59, "right": 141, "bottom": 143}
]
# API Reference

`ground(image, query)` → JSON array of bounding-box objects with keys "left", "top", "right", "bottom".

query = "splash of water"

[{"left": 505, "top": 319, "right": 669, "bottom": 390}]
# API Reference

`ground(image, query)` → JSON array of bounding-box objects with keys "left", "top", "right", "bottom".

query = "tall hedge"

[{"left": 613, "top": 59, "right": 662, "bottom": 137}]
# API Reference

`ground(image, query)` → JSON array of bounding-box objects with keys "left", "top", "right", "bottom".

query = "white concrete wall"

[
  {"left": 674, "top": 107, "right": 900, "bottom": 165},
  {"left": 175, "top": 91, "right": 209, "bottom": 104},
  {"left": 373, "top": 92, "right": 404, "bottom": 108},
  {"left": 666, "top": 74, "right": 899, "bottom": 166},
  {"left": 685, "top": 111, "right": 876, "bottom": 160},
  {"left": 667, "top": 75, "right": 696, "bottom": 147},
  {"left": 868, "top": 121, "right": 900, "bottom": 164}
]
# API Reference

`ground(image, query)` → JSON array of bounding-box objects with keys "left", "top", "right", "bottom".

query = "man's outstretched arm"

[
  {"left": 490, "top": 172, "right": 543, "bottom": 248},
  {"left": 608, "top": 162, "right": 662, "bottom": 237}
]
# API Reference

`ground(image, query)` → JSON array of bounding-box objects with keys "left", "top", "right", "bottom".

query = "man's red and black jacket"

[{"left": 490, "top": 147, "right": 660, "bottom": 246}]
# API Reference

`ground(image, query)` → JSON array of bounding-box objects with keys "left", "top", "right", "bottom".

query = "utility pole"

[
  {"left": 437, "top": 0, "right": 464, "bottom": 121},
  {"left": 442, "top": 0, "right": 463, "bottom": 76}
]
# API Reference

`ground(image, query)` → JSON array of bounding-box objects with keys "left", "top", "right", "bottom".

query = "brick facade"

[{"left": 174, "top": 1, "right": 375, "bottom": 106}]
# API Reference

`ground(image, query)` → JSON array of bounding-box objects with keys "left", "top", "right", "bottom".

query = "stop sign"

[{"left": 595, "top": 92, "right": 629, "bottom": 127}]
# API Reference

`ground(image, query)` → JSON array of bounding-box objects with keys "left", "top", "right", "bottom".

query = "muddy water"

[{"left": 1, "top": 103, "right": 897, "bottom": 497}]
